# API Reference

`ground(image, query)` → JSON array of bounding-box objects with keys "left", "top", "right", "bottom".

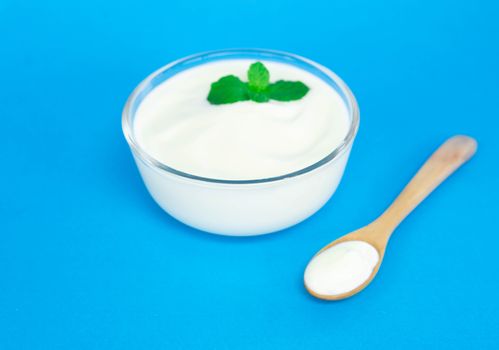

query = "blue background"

[{"left": 1, "top": 0, "right": 498, "bottom": 349}]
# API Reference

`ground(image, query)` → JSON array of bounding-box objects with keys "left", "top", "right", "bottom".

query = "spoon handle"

[{"left": 377, "top": 135, "right": 477, "bottom": 232}]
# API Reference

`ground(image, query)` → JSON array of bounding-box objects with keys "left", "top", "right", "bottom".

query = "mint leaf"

[
  {"left": 268, "top": 80, "right": 309, "bottom": 101},
  {"left": 207, "top": 62, "right": 310, "bottom": 105},
  {"left": 247, "top": 62, "right": 269, "bottom": 92},
  {"left": 248, "top": 88, "right": 270, "bottom": 103},
  {"left": 207, "top": 75, "right": 250, "bottom": 105}
]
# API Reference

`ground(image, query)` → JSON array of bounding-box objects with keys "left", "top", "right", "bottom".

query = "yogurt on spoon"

[{"left": 304, "top": 241, "right": 379, "bottom": 297}]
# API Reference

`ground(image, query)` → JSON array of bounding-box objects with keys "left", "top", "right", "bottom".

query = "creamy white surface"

[
  {"left": 134, "top": 59, "right": 350, "bottom": 180},
  {"left": 304, "top": 241, "right": 379, "bottom": 296}
]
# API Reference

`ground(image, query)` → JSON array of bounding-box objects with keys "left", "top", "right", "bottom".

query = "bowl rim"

[{"left": 122, "top": 48, "right": 360, "bottom": 185}]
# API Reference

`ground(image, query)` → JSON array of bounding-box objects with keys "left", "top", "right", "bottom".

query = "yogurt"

[
  {"left": 123, "top": 50, "right": 359, "bottom": 235},
  {"left": 133, "top": 60, "right": 350, "bottom": 180},
  {"left": 304, "top": 241, "right": 379, "bottom": 296}
]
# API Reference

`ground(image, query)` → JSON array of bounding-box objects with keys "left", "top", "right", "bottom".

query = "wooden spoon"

[{"left": 304, "top": 135, "right": 477, "bottom": 300}]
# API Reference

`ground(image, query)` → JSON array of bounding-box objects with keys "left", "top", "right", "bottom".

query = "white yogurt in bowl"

[
  {"left": 122, "top": 49, "right": 359, "bottom": 236},
  {"left": 134, "top": 61, "right": 350, "bottom": 180}
]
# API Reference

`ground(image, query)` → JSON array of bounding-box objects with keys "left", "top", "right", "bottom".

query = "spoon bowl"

[
  {"left": 305, "top": 135, "right": 477, "bottom": 300},
  {"left": 305, "top": 223, "right": 388, "bottom": 300}
]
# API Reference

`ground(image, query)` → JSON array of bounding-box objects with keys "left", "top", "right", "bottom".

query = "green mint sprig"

[{"left": 207, "top": 62, "right": 309, "bottom": 105}]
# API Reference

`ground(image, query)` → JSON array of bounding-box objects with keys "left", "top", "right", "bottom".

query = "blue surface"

[{"left": 1, "top": 0, "right": 498, "bottom": 349}]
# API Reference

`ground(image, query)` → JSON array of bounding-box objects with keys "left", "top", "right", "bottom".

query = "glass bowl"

[{"left": 122, "top": 49, "right": 359, "bottom": 236}]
